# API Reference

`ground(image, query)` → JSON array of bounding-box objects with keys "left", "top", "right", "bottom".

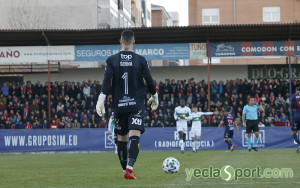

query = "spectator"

[
  {"left": 65, "top": 119, "right": 72, "bottom": 129},
  {"left": 31, "top": 101, "right": 39, "bottom": 113},
  {"left": 1, "top": 82, "right": 9, "bottom": 97},
  {"left": 25, "top": 121, "right": 32, "bottom": 129},
  {"left": 0, "top": 101, "right": 6, "bottom": 112},
  {"left": 214, "top": 93, "right": 223, "bottom": 104},
  {"left": 57, "top": 101, "right": 64, "bottom": 112},
  {"left": 144, "top": 115, "right": 151, "bottom": 127},
  {"left": 32, "top": 122, "right": 40, "bottom": 129},
  {"left": 72, "top": 119, "right": 80, "bottom": 129},
  {"left": 41, "top": 119, "right": 48, "bottom": 129},
  {"left": 276, "top": 93, "right": 284, "bottom": 104},
  {"left": 50, "top": 119, "right": 59, "bottom": 129},
  {"left": 186, "top": 93, "right": 193, "bottom": 105},
  {"left": 211, "top": 80, "right": 218, "bottom": 100},
  {"left": 274, "top": 118, "right": 284, "bottom": 126},
  {"left": 280, "top": 113, "right": 288, "bottom": 123},
  {"left": 83, "top": 83, "right": 91, "bottom": 97}
]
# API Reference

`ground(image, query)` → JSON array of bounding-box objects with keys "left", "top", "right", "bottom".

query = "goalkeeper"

[{"left": 96, "top": 30, "right": 158, "bottom": 180}]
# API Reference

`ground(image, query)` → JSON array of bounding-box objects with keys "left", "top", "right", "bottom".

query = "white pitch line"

[{"left": 102, "top": 181, "right": 300, "bottom": 188}]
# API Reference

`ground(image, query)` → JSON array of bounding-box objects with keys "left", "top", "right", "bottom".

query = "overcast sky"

[{"left": 150, "top": 0, "right": 188, "bottom": 26}]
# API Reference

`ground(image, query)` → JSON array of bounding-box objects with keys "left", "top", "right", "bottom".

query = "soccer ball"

[{"left": 162, "top": 157, "right": 180, "bottom": 173}]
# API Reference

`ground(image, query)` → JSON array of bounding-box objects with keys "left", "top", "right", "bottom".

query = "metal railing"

[{"left": 0, "top": 63, "right": 60, "bottom": 73}]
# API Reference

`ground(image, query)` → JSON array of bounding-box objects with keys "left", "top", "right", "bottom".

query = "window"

[
  {"left": 202, "top": 8, "right": 219, "bottom": 25},
  {"left": 263, "top": 7, "right": 280, "bottom": 22}
]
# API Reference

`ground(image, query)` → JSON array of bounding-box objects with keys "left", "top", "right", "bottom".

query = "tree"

[{"left": 6, "top": 0, "right": 49, "bottom": 29}]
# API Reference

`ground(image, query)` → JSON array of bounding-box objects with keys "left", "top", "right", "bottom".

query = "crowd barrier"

[{"left": 0, "top": 127, "right": 298, "bottom": 152}]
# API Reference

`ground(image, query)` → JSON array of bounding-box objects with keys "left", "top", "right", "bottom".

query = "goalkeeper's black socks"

[
  {"left": 117, "top": 141, "right": 127, "bottom": 170},
  {"left": 126, "top": 136, "right": 140, "bottom": 170},
  {"left": 293, "top": 134, "right": 300, "bottom": 145}
]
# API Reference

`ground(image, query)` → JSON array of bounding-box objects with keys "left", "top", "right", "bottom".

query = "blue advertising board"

[
  {"left": 210, "top": 41, "right": 300, "bottom": 57},
  {"left": 0, "top": 127, "right": 298, "bottom": 152},
  {"left": 75, "top": 43, "right": 207, "bottom": 61}
]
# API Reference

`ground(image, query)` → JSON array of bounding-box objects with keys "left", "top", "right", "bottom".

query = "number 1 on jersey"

[{"left": 122, "top": 72, "right": 128, "bottom": 95}]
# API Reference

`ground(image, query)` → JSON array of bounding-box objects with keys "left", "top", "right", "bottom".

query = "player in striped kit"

[
  {"left": 291, "top": 87, "right": 300, "bottom": 153},
  {"left": 218, "top": 107, "right": 239, "bottom": 152},
  {"left": 174, "top": 99, "right": 191, "bottom": 153},
  {"left": 108, "top": 112, "right": 118, "bottom": 155},
  {"left": 186, "top": 107, "right": 213, "bottom": 152}
]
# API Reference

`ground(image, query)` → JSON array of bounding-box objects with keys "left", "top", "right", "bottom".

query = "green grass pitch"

[{"left": 0, "top": 149, "right": 299, "bottom": 188}]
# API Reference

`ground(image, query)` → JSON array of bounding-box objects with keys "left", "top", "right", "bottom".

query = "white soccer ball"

[{"left": 162, "top": 157, "right": 180, "bottom": 173}]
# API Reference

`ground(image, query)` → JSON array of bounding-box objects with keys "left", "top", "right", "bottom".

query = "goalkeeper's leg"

[
  {"left": 117, "top": 135, "right": 128, "bottom": 171},
  {"left": 124, "top": 130, "right": 141, "bottom": 179}
]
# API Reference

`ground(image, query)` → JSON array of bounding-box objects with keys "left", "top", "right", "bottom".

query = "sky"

[{"left": 150, "top": 0, "right": 188, "bottom": 26}]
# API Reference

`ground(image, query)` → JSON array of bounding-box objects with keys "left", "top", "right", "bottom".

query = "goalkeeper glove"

[
  {"left": 96, "top": 93, "right": 106, "bottom": 116},
  {"left": 147, "top": 93, "right": 158, "bottom": 111}
]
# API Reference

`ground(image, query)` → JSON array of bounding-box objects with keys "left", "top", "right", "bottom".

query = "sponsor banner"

[
  {"left": 210, "top": 41, "right": 300, "bottom": 57},
  {"left": 0, "top": 46, "right": 75, "bottom": 63},
  {"left": 75, "top": 43, "right": 206, "bottom": 61},
  {"left": 189, "top": 43, "right": 207, "bottom": 59},
  {"left": 0, "top": 127, "right": 297, "bottom": 152},
  {"left": 248, "top": 65, "right": 300, "bottom": 79}
]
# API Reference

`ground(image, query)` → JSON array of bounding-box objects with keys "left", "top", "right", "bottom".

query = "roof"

[
  {"left": 151, "top": 4, "right": 171, "bottom": 19},
  {"left": 0, "top": 23, "right": 299, "bottom": 46}
]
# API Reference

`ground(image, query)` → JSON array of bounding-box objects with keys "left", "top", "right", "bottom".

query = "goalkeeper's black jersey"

[{"left": 101, "top": 51, "right": 156, "bottom": 113}]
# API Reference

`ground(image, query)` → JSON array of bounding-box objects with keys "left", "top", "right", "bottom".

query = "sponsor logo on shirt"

[{"left": 121, "top": 54, "right": 132, "bottom": 60}]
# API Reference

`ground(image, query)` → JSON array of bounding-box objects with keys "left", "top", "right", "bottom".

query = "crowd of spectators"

[
  {"left": 0, "top": 77, "right": 299, "bottom": 130},
  {"left": 148, "top": 78, "right": 299, "bottom": 128}
]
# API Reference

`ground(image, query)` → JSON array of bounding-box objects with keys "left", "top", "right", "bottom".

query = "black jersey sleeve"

[
  {"left": 101, "top": 57, "right": 113, "bottom": 95},
  {"left": 142, "top": 57, "right": 156, "bottom": 95}
]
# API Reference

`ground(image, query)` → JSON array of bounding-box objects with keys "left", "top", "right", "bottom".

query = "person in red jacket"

[
  {"left": 274, "top": 119, "right": 284, "bottom": 127},
  {"left": 25, "top": 121, "right": 32, "bottom": 129},
  {"left": 49, "top": 119, "right": 59, "bottom": 129}
]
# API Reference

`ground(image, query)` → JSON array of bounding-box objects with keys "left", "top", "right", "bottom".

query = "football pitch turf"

[{"left": 0, "top": 148, "right": 299, "bottom": 188}]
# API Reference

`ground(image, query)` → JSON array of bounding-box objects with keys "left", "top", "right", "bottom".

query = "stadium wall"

[{"left": 23, "top": 65, "right": 248, "bottom": 83}]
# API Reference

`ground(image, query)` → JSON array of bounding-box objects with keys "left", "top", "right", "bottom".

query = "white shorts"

[
  {"left": 177, "top": 124, "right": 188, "bottom": 134},
  {"left": 190, "top": 126, "right": 201, "bottom": 137}
]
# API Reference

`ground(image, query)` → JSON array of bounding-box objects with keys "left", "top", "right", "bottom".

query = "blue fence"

[{"left": 0, "top": 127, "right": 298, "bottom": 152}]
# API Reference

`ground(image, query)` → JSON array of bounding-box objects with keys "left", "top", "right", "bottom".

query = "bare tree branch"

[{"left": 6, "top": 0, "right": 49, "bottom": 29}]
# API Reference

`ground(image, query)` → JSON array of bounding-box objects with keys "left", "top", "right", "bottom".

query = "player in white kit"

[
  {"left": 186, "top": 107, "right": 213, "bottom": 152},
  {"left": 108, "top": 112, "right": 118, "bottom": 155},
  {"left": 174, "top": 99, "right": 191, "bottom": 153}
]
